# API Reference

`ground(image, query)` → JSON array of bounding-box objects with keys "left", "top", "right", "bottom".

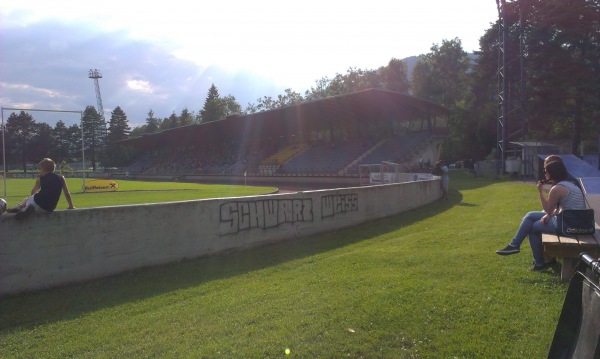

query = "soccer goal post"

[
  {"left": 359, "top": 163, "right": 381, "bottom": 186},
  {"left": 1, "top": 107, "right": 85, "bottom": 197},
  {"left": 381, "top": 161, "right": 402, "bottom": 184},
  {"left": 360, "top": 161, "right": 432, "bottom": 186}
]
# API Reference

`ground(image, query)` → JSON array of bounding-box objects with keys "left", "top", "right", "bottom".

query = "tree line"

[
  {"left": 130, "top": 58, "right": 412, "bottom": 138},
  {"left": 2, "top": 105, "right": 131, "bottom": 171},
  {"left": 3, "top": 0, "right": 598, "bottom": 168}
]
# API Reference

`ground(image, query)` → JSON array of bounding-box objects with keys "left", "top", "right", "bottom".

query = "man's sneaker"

[
  {"left": 6, "top": 204, "right": 23, "bottom": 213},
  {"left": 496, "top": 244, "right": 520, "bottom": 255},
  {"left": 15, "top": 205, "right": 35, "bottom": 220}
]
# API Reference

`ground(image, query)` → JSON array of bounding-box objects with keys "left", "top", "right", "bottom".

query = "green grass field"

[
  {"left": 0, "top": 172, "right": 568, "bottom": 358},
  {"left": 1, "top": 177, "right": 277, "bottom": 209}
]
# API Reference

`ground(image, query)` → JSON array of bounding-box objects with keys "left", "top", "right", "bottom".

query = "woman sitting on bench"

[{"left": 496, "top": 160, "right": 586, "bottom": 271}]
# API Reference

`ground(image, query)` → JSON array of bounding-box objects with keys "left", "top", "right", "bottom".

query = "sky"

[{"left": 0, "top": 0, "right": 499, "bottom": 128}]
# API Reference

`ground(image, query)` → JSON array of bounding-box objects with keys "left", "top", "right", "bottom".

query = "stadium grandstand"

[{"left": 112, "top": 88, "right": 450, "bottom": 186}]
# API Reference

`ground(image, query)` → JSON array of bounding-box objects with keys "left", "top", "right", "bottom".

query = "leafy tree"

[
  {"left": 66, "top": 124, "right": 82, "bottom": 160},
  {"left": 382, "top": 58, "right": 410, "bottom": 93},
  {"left": 198, "top": 85, "right": 243, "bottom": 121},
  {"left": 105, "top": 106, "right": 132, "bottom": 166},
  {"left": 412, "top": 38, "right": 471, "bottom": 107},
  {"left": 5, "top": 111, "right": 36, "bottom": 171},
  {"left": 473, "top": 0, "right": 600, "bottom": 155},
  {"left": 275, "top": 89, "right": 304, "bottom": 107},
  {"left": 157, "top": 116, "right": 170, "bottom": 131},
  {"left": 155, "top": 114, "right": 175, "bottom": 131},
  {"left": 29, "top": 123, "right": 53, "bottom": 162},
  {"left": 303, "top": 77, "right": 335, "bottom": 102},
  {"left": 520, "top": 0, "right": 600, "bottom": 153},
  {"left": 302, "top": 67, "right": 385, "bottom": 103},
  {"left": 51, "top": 120, "right": 71, "bottom": 162},
  {"left": 244, "top": 102, "right": 259, "bottom": 114},
  {"left": 468, "top": 25, "right": 511, "bottom": 159},
  {"left": 130, "top": 125, "right": 147, "bottom": 138},
  {"left": 81, "top": 105, "right": 106, "bottom": 171},
  {"left": 340, "top": 67, "right": 383, "bottom": 92},
  {"left": 320, "top": 67, "right": 382, "bottom": 97},
  {"left": 106, "top": 106, "right": 131, "bottom": 143},
  {"left": 246, "top": 63, "right": 403, "bottom": 112},
  {"left": 411, "top": 39, "right": 474, "bottom": 160},
  {"left": 3, "top": 112, "right": 84, "bottom": 171},
  {"left": 179, "top": 108, "right": 194, "bottom": 127},
  {"left": 199, "top": 84, "right": 223, "bottom": 123},
  {"left": 249, "top": 89, "right": 304, "bottom": 113},
  {"left": 145, "top": 109, "right": 160, "bottom": 133},
  {"left": 252, "top": 95, "right": 277, "bottom": 112},
  {"left": 218, "top": 95, "right": 243, "bottom": 117}
]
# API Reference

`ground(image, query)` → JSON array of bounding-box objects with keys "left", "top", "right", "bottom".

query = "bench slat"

[
  {"left": 554, "top": 236, "right": 582, "bottom": 245},
  {"left": 556, "top": 235, "right": 599, "bottom": 246},
  {"left": 542, "top": 232, "right": 600, "bottom": 259},
  {"left": 545, "top": 247, "right": 600, "bottom": 259}
]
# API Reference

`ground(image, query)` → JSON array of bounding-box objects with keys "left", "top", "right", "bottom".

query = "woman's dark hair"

[{"left": 545, "top": 161, "right": 568, "bottom": 183}]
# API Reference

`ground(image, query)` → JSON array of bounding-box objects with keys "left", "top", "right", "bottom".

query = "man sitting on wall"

[{"left": 5, "top": 158, "right": 75, "bottom": 219}]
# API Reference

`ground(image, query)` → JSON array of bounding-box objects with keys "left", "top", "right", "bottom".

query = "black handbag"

[{"left": 555, "top": 209, "right": 596, "bottom": 237}]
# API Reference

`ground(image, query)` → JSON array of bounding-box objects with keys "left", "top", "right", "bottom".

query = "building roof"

[
  {"left": 509, "top": 141, "right": 558, "bottom": 148},
  {"left": 115, "top": 88, "right": 450, "bottom": 149}
]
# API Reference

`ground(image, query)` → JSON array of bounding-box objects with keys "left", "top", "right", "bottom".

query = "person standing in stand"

[
  {"left": 432, "top": 161, "right": 449, "bottom": 200},
  {"left": 440, "top": 160, "right": 449, "bottom": 200}
]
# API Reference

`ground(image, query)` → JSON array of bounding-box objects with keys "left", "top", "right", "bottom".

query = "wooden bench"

[
  {"left": 542, "top": 188, "right": 600, "bottom": 280},
  {"left": 542, "top": 228, "right": 600, "bottom": 280}
]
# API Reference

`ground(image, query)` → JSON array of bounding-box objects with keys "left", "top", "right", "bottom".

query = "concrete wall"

[{"left": 0, "top": 179, "right": 440, "bottom": 296}]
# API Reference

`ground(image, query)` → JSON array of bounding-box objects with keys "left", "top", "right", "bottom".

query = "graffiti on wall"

[
  {"left": 220, "top": 198, "right": 313, "bottom": 235},
  {"left": 321, "top": 194, "right": 358, "bottom": 219},
  {"left": 220, "top": 194, "right": 359, "bottom": 235}
]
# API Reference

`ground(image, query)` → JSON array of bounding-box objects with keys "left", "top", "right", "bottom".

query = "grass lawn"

[
  {"left": 0, "top": 172, "right": 568, "bottom": 358},
  {"left": 0, "top": 177, "right": 277, "bottom": 208}
]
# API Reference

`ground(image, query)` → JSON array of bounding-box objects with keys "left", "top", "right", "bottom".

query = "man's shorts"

[{"left": 24, "top": 195, "right": 51, "bottom": 214}]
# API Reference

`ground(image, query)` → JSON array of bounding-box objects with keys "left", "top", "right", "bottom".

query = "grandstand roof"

[{"left": 116, "top": 88, "right": 450, "bottom": 149}]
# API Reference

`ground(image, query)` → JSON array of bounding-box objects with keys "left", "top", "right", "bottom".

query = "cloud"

[
  {"left": 0, "top": 0, "right": 499, "bottom": 129},
  {"left": 126, "top": 80, "right": 153, "bottom": 94},
  {"left": 0, "top": 20, "right": 289, "bottom": 127}
]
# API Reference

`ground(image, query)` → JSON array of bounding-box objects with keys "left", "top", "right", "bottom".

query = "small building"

[{"left": 507, "top": 141, "right": 559, "bottom": 178}]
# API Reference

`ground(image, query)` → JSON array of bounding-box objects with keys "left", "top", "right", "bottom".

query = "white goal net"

[{"left": 359, "top": 161, "right": 434, "bottom": 186}]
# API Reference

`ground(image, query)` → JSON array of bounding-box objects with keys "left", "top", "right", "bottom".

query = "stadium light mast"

[
  {"left": 88, "top": 69, "right": 108, "bottom": 170},
  {"left": 496, "top": 0, "right": 526, "bottom": 175},
  {"left": 496, "top": 0, "right": 507, "bottom": 174},
  {"left": 88, "top": 69, "right": 105, "bottom": 125}
]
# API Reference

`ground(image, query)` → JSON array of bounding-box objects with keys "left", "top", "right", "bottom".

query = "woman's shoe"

[
  {"left": 496, "top": 244, "right": 520, "bottom": 255},
  {"left": 530, "top": 258, "right": 557, "bottom": 271}
]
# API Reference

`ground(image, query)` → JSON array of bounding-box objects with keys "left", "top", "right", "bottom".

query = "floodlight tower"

[
  {"left": 88, "top": 69, "right": 105, "bottom": 124},
  {"left": 495, "top": 0, "right": 525, "bottom": 174},
  {"left": 88, "top": 69, "right": 108, "bottom": 170}
]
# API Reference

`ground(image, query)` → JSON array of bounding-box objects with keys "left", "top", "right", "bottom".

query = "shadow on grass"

[
  {"left": 456, "top": 202, "right": 479, "bottom": 207},
  {"left": 0, "top": 176, "right": 473, "bottom": 333},
  {"left": 518, "top": 265, "right": 563, "bottom": 283}
]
